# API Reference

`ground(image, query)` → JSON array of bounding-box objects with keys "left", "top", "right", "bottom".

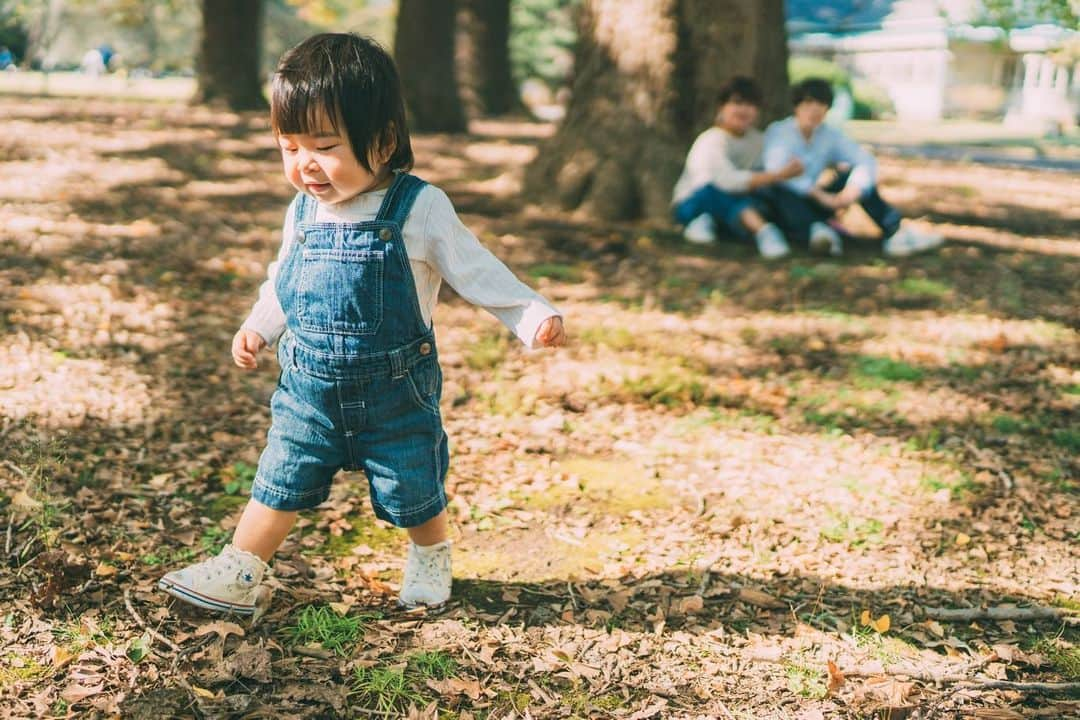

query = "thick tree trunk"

[
  {"left": 395, "top": 0, "right": 468, "bottom": 133},
  {"left": 525, "top": 0, "right": 789, "bottom": 221},
  {"left": 195, "top": 0, "right": 266, "bottom": 111},
  {"left": 457, "top": 0, "right": 522, "bottom": 117}
]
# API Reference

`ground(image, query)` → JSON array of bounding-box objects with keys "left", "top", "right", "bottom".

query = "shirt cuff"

[
  {"left": 514, "top": 301, "right": 562, "bottom": 349},
  {"left": 241, "top": 308, "right": 286, "bottom": 347}
]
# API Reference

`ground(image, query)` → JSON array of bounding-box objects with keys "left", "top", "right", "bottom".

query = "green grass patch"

[
  {"left": 284, "top": 605, "right": 377, "bottom": 656},
  {"left": 521, "top": 457, "right": 672, "bottom": 514},
  {"left": 528, "top": 263, "right": 584, "bottom": 283},
  {"left": 619, "top": 361, "right": 712, "bottom": 406},
  {"left": 990, "top": 414, "right": 1025, "bottom": 434},
  {"left": 577, "top": 325, "right": 637, "bottom": 351},
  {"left": 465, "top": 333, "right": 511, "bottom": 371},
  {"left": 783, "top": 657, "right": 828, "bottom": 699},
  {"left": 896, "top": 277, "right": 952, "bottom": 299},
  {"left": 1034, "top": 639, "right": 1080, "bottom": 681},
  {"left": 406, "top": 650, "right": 458, "bottom": 680},
  {"left": 200, "top": 526, "right": 230, "bottom": 555},
  {"left": 352, "top": 666, "right": 425, "bottom": 713},
  {"left": 319, "top": 513, "right": 400, "bottom": 557},
  {"left": 0, "top": 653, "right": 50, "bottom": 687},
  {"left": 52, "top": 615, "right": 115, "bottom": 652},
  {"left": 352, "top": 651, "right": 462, "bottom": 713},
  {"left": 854, "top": 356, "right": 924, "bottom": 383},
  {"left": 820, "top": 514, "right": 883, "bottom": 546},
  {"left": 219, "top": 461, "right": 256, "bottom": 495},
  {"left": 919, "top": 473, "right": 976, "bottom": 500},
  {"left": 1051, "top": 428, "right": 1080, "bottom": 454}
]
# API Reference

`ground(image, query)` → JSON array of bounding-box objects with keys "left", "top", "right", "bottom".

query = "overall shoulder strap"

[{"left": 375, "top": 172, "right": 428, "bottom": 226}]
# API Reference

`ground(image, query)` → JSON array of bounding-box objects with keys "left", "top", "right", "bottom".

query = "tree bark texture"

[
  {"left": 195, "top": 0, "right": 267, "bottom": 111},
  {"left": 525, "top": 0, "right": 789, "bottom": 220},
  {"left": 457, "top": 0, "right": 522, "bottom": 117},
  {"left": 395, "top": 0, "right": 469, "bottom": 133}
]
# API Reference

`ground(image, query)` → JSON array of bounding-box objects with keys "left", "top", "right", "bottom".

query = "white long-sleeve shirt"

[
  {"left": 763, "top": 117, "right": 877, "bottom": 196},
  {"left": 242, "top": 184, "right": 560, "bottom": 349},
  {"left": 671, "top": 126, "right": 764, "bottom": 204}
]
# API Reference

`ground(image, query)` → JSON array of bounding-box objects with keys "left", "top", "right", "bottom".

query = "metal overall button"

[
  {"left": 378, "top": 227, "right": 392, "bottom": 241},
  {"left": 419, "top": 342, "right": 432, "bottom": 356}
]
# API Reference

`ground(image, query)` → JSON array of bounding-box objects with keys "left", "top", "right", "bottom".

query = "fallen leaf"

[
  {"left": 955, "top": 532, "right": 971, "bottom": 546},
  {"left": 61, "top": 682, "right": 105, "bottom": 703},
  {"left": 193, "top": 621, "right": 245, "bottom": 642},
  {"left": 738, "top": 587, "right": 784, "bottom": 609},
  {"left": 678, "top": 595, "right": 705, "bottom": 615},
  {"left": 860, "top": 610, "right": 890, "bottom": 633},
  {"left": 826, "top": 659, "right": 845, "bottom": 694},
  {"left": 190, "top": 685, "right": 216, "bottom": 699},
  {"left": 51, "top": 645, "right": 75, "bottom": 669},
  {"left": 11, "top": 489, "right": 42, "bottom": 513},
  {"left": 94, "top": 562, "right": 117, "bottom": 578}
]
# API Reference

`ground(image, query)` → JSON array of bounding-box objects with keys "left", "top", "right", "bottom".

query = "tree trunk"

[
  {"left": 457, "top": 0, "right": 521, "bottom": 117},
  {"left": 395, "top": 0, "right": 468, "bottom": 133},
  {"left": 195, "top": 0, "right": 266, "bottom": 111},
  {"left": 525, "top": 0, "right": 789, "bottom": 221}
]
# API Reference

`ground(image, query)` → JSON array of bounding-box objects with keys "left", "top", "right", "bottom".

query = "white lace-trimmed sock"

[{"left": 398, "top": 539, "right": 452, "bottom": 609}]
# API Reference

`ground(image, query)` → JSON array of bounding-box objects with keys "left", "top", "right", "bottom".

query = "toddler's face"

[{"left": 276, "top": 107, "right": 387, "bottom": 204}]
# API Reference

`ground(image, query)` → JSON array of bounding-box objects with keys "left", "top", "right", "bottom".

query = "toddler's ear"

[{"left": 374, "top": 126, "right": 398, "bottom": 166}]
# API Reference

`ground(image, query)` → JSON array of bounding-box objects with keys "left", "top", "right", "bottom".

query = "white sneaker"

[
  {"left": 809, "top": 221, "right": 843, "bottom": 256},
  {"left": 158, "top": 544, "right": 269, "bottom": 615},
  {"left": 755, "top": 223, "right": 791, "bottom": 260},
  {"left": 398, "top": 540, "right": 452, "bottom": 609},
  {"left": 883, "top": 224, "right": 945, "bottom": 257},
  {"left": 683, "top": 215, "right": 717, "bottom": 244}
]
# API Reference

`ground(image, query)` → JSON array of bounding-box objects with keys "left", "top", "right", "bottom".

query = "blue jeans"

[
  {"left": 251, "top": 173, "right": 449, "bottom": 527},
  {"left": 673, "top": 185, "right": 757, "bottom": 239},
  {"left": 756, "top": 169, "right": 903, "bottom": 247}
]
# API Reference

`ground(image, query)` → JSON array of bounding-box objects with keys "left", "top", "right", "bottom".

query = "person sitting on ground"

[
  {"left": 761, "top": 77, "right": 944, "bottom": 257},
  {"left": 671, "top": 76, "right": 804, "bottom": 259}
]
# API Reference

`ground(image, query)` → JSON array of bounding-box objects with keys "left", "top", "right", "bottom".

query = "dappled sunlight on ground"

[
  {"left": 1, "top": 96, "right": 1077, "bottom": 718},
  {"left": 0, "top": 338, "right": 154, "bottom": 427}
]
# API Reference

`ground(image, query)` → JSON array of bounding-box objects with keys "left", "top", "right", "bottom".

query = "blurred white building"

[{"left": 787, "top": 0, "right": 1079, "bottom": 130}]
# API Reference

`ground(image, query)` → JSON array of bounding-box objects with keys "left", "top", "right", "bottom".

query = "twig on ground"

[
  {"left": 4, "top": 513, "right": 12, "bottom": 558},
  {"left": 292, "top": 645, "right": 335, "bottom": 660},
  {"left": 842, "top": 665, "right": 1080, "bottom": 693},
  {"left": 922, "top": 605, "right": 1071, "bottom": 622},
  {"left": 2, "top": 460, "right": 28, "bottom": 479},
  {"left": 567, "top": 581, "right": 579, "bottom": 611},
  {"left": 124, "top": 587, "right": 181, "bottom": 654}
]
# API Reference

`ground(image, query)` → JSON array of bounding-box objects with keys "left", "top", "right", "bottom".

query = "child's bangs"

[{"left": 271, "top": 76, "right": 343, "bottom": 137}]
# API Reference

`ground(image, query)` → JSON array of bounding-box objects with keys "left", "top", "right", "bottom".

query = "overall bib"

[{"left": 251, "top": 173, "right": 449, "bottom": 528}]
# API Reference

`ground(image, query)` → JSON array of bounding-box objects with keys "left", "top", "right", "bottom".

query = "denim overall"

[{"left": 251, "top": 172, "right": 449, "bottom": 528}]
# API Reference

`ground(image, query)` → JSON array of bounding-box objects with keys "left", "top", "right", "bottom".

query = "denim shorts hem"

[
  {"left": 371, "top": 491, "right": 448, "bottom": 528},
  {"left": 251, "top": 475, "right": 331, "bottom": 512}
]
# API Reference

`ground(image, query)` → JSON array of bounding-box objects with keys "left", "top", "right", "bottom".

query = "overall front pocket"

[{"left": 296, "top": 248, "right": 384, "bottom": 336}]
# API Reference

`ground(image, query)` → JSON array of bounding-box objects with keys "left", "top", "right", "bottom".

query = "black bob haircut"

[
  {"left": 717, "top": 76, "right": 764, "bottom": 107},
  {"left": 791, "top": 77, "right": 834, "bottom": 108},
  {"left": 271, "top": 33, "right": 414, "bottom": 173}
]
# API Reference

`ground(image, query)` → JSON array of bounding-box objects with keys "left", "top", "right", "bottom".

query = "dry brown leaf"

[
  {"left": 738, "top": 587, "right": 784, "bottom": 609},
  {"left": 678, "top": 594, "right": 705, "bottom": 615},
  {"left": 426, "top": 677, "right": 482, "bottom": 700},
  {"left": 826, "top": 659, "right": 845, "bottom": 695},
  {"left": 193, "top": 621, "right": 245, "bottom": 642},
  {"left": 60, "top": 682, "right": 105, "bottom": 703},
  {"left": 94, "top": 562, "right": 117, "bottom": 578}
]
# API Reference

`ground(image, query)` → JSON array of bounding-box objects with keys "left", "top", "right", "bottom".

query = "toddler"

[{"left": 158, "top": 33, "right": 565, "bottom": 614}]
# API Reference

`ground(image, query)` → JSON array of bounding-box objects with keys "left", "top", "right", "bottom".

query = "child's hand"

[
  {"left": 232, "top": 329, "right": 267, "bottom": 369},
  {"left": 534, "top": 316, "right": 565, "bottom": 348}
]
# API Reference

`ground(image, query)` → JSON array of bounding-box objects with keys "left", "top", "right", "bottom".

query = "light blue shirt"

[{"left": 763, "top": 117, "right": 877, "bottom": 196}]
